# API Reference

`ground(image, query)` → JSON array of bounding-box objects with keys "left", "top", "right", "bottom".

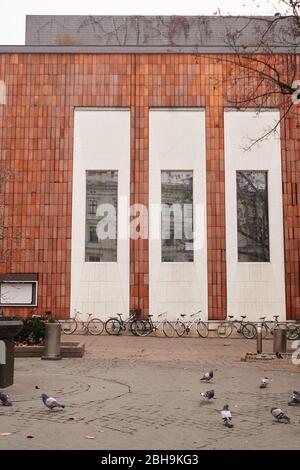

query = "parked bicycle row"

[{"left": 59, "top": 309, "right": 300, "bottom": 340}]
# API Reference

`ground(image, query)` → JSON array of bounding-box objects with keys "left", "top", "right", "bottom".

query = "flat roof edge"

[{"left": 1, "top": 45, "right": 300, "bottom": 54}]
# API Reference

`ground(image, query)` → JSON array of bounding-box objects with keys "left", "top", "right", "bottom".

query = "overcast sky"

[{"left": 0, "top": 0, "right": 284, "bottom": 44}]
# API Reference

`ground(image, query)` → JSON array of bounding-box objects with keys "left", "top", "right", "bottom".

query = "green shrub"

[{"left": 15, "top": 316, "right": 46, "bottom": 345}]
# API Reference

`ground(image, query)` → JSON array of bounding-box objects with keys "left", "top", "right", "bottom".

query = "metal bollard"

[
  {"left": 273, "top": 328, "right": 287, "bottom": 354},
  {"left": 0, "top": 339, "right": 14, "bottom": 387},
  {"left": 257, "top": 323, "right": 262, "bottom": 354},
  {"left": 41, "top": 322, "right": 61, "bottom": 360}
]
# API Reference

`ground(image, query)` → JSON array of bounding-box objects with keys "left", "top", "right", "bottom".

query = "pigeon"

[
  {"left": 276, "top": 352, "right": 283, "bottom": 359},
  {"left": 0, "top": 392, "right": 12, "bottom": 406},
  {"left": 271, "top": 407, "right": 290, "bottom": 423},
  {"left": 221, "top": 404, "right": 233, "bottom": 428},
  {"left": 259, "top": 377, "right": 269, "bottom": 389},
  {"left": 288, "top": 390, "right": 300, "bottom": 406},
  {"left": 200, "top": 371, "right": 213, "bottom": 382},
  {"left": 200, "top": 389, "right": 215, "bottom": 401},
  {"left": 41, "top": 393, "right": 65, "bottom": 410}
]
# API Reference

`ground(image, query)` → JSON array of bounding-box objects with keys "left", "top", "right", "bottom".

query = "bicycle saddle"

[
  {"left": 259, "top": 317, "right": 266, "bottom": 321},
  {"left": 273, "top": 315, "right": 279, "bottom": 320},
  {"left": 180, "top": 314, "right": 186, "bottom": 318},
  {"left": 241, "top": 315, "right": 247, "bottom": 319},
  {"left": 228, "top": 315, "right": 234, "bottom": 319},
  {"left": 117, "top": 313, "right": 123, "bottom": 318},
  {"left": 148, "top": 314, "right": 153, "bottom": 317}
]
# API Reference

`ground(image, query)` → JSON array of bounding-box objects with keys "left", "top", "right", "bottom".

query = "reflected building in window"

[
  {"left": 236, "top": 171, "right": 269, "bottom": 262},
  {"left": 161, "top": 170, "right": 193, "bottom": 262},
  {"left": 85, "top": 170, "right": 118, "bottom": 262}
]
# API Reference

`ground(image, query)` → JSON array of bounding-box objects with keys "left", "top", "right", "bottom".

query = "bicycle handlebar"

[
  {"left": 157, "top": 311, "right": 167, "bottom": 318},
  {"left": 190, "top": 310, "right": 202, "bottom": 317}
]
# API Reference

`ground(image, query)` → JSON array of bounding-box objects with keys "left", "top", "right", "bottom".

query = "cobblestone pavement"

[{"left": 0, "top": 336, "right": 299, "bottom": 450}]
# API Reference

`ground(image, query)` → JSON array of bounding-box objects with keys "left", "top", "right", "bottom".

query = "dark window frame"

[
  {"left": 161, "top": 170, "right": 194, "bottom": 263},
  {"left": 85, "top": 170, "right": 118, "bottom": 263},
  {"left": 236, "top": 170, "right": 270, "bottom": 263},
  {"left": 89, "top": 225, "right": 98, "bottom": 243},
  {"left": 88, "top": 199, "right": 98, "bottom": 215},
  {"left": 0, "top": 280, "right": 38, "bottom": 307}
]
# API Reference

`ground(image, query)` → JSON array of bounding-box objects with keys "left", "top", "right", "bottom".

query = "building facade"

[{"left": 0, "top": 16, "right": 299, "bottom": 321}]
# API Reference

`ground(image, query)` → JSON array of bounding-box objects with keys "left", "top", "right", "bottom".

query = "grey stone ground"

[{"left": 0, "top": 336, "right": 299, "bottom": 450}]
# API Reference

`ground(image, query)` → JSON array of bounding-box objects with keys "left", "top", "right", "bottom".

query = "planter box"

[{"left": 14, "top": 341, "right": 85, "bottom": 358}]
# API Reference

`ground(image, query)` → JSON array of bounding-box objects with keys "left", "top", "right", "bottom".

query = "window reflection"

[
  {"left": 161, "top": 171, "right": 193, "bottom": 262},
  {"left": 236, "top": 171, "right": 269, "bottom": 262},
  {"left": 85, "top": 170, "right": 118, "bottom": 262}
]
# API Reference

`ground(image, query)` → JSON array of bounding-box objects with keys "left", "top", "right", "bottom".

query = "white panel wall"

[
  {"left": 149, "top": 109, "right": 208, "bottom": 321},
  {"left": 224, "top": 110, "right": 286, "bottom": 321},
  {"left": 71, "top": 109, "right": 130, "bottom": 319}
]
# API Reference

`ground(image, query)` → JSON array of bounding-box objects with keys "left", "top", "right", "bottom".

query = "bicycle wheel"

[
  {"left": 87, "top": 318, "right": 104, "bottom": 335},
  {"left": 141, "top": 320, "right": 154, "bottom": 337},
  {"left": 187, "top": 323, "right": 199, "bottom": 336},
  {"left": 60, "top": 319, "right": 77, "bottom": 335},
  {"left": 275, "top": 322, "right": 286, "bottom": 330},
  {"left": 129, "top": 320, "right": 146, "bottom": 337},
  {"left": 197, "top": 320, "right": 209, "bottom": 338},
  {"left": 174, "top": 321, "right": 186, "bottom": 337},
  {"left": 217, "top": 322, "right": 232, "bottom": 338},
  {"left": 287, "top": 324, "right": 299, "bottom": 340},
  {"left": 233, "top": 321, "right": 243, "bottom": 336},
  {"left": 163, "top": 321, "right": 175, "bottom": 338},
  {"left": 261, "top": 323, "right": 269, "bottom": 339},
  {"left": 105, "top": 318, "right": 122, "bottom": 336},
  {"left": 242, "top": 322, "right": 257, "bottom": 339},
  {"left": 153, "top": 321, "right": 164, "bottom": 337}
]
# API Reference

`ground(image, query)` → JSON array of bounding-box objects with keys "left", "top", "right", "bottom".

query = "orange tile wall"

[{"left": 0, "top": 53, "right": 299, "bottom": 320}]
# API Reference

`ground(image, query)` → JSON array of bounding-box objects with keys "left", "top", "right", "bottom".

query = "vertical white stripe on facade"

[
  {"left": 71, "top": 109, "right": 130, "bottom": 319},
  {"left": 149, "top": 109, "right": 208, "bottom": 321},
  {"left": 224, "top": 109, "right": 286, "bottom": 321}
]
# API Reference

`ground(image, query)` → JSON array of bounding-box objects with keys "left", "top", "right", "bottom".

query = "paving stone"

[{"left": 0, "top": 336, "right": 299, "bottom": 449}]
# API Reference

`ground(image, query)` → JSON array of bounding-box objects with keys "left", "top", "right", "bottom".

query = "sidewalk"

[{"left": 0, "top": 336, "right": 299, "bottom": 450}]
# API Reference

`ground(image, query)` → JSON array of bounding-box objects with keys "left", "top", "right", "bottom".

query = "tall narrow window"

[
  {"left": 236, "top": 171, "right": 269, "bottom": 262},
  {"left": 161, "top": 171, "right": 193, "bottom": 262},
  {"left": 85, "top": 170, "right": 118, "bottom": 262},
  {"left": 88, "top": 199, "right": 98, "bottom": 215}
]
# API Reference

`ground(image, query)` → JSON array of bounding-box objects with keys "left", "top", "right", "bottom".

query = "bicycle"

[
  {"left": 259, "top": 315, "right": 287, "bottom": 339},
  {"left": 105, "top": 310, "right": 145, "bottom": 336},
  {"left": 135, "top": 312, "right": 175, "bottom": 337},
  {"left": 174, "top": 310, "right": 209, "bottom": 338},
  {"left": 60, "top": 309, "right": 104, "bottom": 335},
  {"left": 217, "top": 315, "right": 257, "bottom": 339}
]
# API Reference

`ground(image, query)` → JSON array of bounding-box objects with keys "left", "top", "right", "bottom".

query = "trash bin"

[
  {"left": 273, "top": 328, "right": 287, "bottom": 354},
  {"left": 41, "top": 322, "right": 61, "bottom": 360},
  {"left": 0, "top": 317, "right": 23, "bottom": 388}
]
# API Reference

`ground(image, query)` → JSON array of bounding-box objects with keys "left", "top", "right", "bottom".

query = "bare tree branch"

[{"left": 194, "top": 1, "right": 300, "bottom": 148}]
